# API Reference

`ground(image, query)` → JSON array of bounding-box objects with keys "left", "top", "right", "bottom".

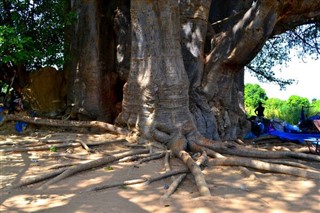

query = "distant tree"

[
  {"left": 244, "top": 83, "right": 268, "bottom": 116},
  {"left": 264, "top": 98, "right": 286, "bottom": 119},
  {"left": 0, "top": 0, "right": 71, "bottom": 87},
  {"left": 310, "top": 99, "right": 320, "bottom": 117},
  {"left": 287, "top": 95, "right": 310, "bottom": 108},
  {"left": 278, "top": 95, "right": 310, "bottom": 124}
]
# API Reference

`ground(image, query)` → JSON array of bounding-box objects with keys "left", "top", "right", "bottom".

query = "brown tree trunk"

[
  {"left": 65, "top": 0, "right": 126, "bottom": 122},
  {"left": 116, "top": 0, "right": 194, "bottom": 149},
  {"left": 65, "top": 0, "right": 320, "bottom": 141}
]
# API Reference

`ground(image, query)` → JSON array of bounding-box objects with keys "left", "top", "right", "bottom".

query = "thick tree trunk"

[
  {"left": 179, "top": 0, "right": 219, "bottom": 140},
  {"left": 116, "top": 0, "right": 194, "bottom": 149},
  {"left": 65, "top": 0, "right": 126, "bottom": 122},
  {"left": 65, "top": 0, "right": 320, "bottom": 140},
  {"left": 201, "top": 0, "right": 279, "bottom": 139}
]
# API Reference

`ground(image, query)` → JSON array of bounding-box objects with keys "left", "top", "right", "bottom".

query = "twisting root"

[{"left": 178, "top": 150, "right": 211, "bottom": 196}]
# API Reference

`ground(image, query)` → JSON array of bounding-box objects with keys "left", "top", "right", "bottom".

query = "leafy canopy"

[
  {"left": 0, "top": 0, "right": 73, "bottom": 70},
  {"left": 247, "top": 20, "right": 320, "bottom": 89},
  {"left": 244, "top": 83, "right": 268, "bottom": 113}
]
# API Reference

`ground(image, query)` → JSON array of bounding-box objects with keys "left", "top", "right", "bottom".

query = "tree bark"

[
  {"left": 116, "top": 0, "right": 194, "bottom": 147},
  {"left": 65, "top": 0, "right": 127, "bottom": 122},
  {"left": 65, "top": 0, "right": 320, "bottom": 140}
]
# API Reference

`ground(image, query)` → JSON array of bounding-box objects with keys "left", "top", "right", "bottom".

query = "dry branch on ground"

[{"left": 3, "top": 115, "right": 320, "bottom": 197}]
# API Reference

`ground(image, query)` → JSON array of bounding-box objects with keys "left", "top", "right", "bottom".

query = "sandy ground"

[{"left": 0, "top": 127, "right": 319, "bottom": 213}]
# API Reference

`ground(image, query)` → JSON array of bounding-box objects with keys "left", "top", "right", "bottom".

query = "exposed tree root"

[
  {"left": 4, "top": 115, "right": 320, "bottom": 198},
  {"left": 12, "top": 168, "right": 68, "bottom": 189},
  {"left": 134, "top": 152, "right": 166, "bottom": 165},
  {"left": 40, "top": 153, "right": 91, "bottom": 160},
  {"left": 210, "top": 157, "right": 320, "bottom": 179},
  {"left": 86, "top": 150, "right": 208, "bottom": 192},
  {"left": 178, "top": 150, "right": 211, "bottom": 196},
  {"left": 86, "top": 178, "right": 147, "bottom": 192},
  {"left": 197, "top": 137, "right": 320, "bottom": 161},
  {"left": 86, "top": 167, "right": 191, "bottom": 192},
  {"left": 261, "top": 159, "right": 315, "bottom": 170},
  {"left": 41, "top": 149, "right": 149, "bottom": 188},
  {"left": 0, "top": 114, "right": 129, "bottom": 135},
  {"left": 47, "top": 163, "right": 81, "bottom": 170},
  {"left": 161, "top": 174, "right": 187, "bottom": 199},
  {"left": 119, "top": 152, "right": 163, "bottom": 162},
  {"left": 74, "top": 140, "right": 92, "bottom": 153}
]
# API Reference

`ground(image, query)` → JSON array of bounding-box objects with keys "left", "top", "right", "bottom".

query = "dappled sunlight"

[
  {"left": 0, "top": 193, "right": 75, "bottom": 212},
  {"left": 1, "top": 129, "right": 319, "bottom": 212},
  {"left": 76, "top": 176, "right": 105, "bottom": 188}
]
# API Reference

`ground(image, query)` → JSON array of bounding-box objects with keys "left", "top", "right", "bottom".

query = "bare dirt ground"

[{"left": 0, "top": 123, "right": 319, "bottom": 213}]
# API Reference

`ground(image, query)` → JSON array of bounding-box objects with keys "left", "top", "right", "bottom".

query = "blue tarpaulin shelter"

[{"left": 269, "top": 130, "right": 320, "bottom": 144}]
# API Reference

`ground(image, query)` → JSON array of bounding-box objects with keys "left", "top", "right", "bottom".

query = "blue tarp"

[{"left": 269, "top": 130, "right": 320, "bottom": 144}]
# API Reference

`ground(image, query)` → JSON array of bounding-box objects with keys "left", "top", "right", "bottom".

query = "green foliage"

[
  {"left": 0, "top": 0, "right": 71, "bottom": 70},
  {"left": 287, "top": 95, "right": 310, "bottom": 108},
  {"left": 264, "top": 98, "right": 286, "bottom": 119},
  {"left": 247, "top": 22, "right": 319, "bottom": 89},
  {"left": 244, "top": 83, "right": 268, "bottom": 116},
  {"left": 244, "top": 84, "right": 320, "bottom": 124}
]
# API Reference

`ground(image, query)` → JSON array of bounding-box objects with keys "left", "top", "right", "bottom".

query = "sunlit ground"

[{"left": 0, "top": 133, "right": 319, "bottom": 213}]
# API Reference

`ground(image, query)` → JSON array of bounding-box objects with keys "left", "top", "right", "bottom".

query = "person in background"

[{"left": 255, "top": 101, "right": 265, "bottom": 119}]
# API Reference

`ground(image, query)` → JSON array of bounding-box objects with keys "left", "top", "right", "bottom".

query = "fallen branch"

[
  {"left": 0, "top": 142, "right": 81, "bottom": 153},
  {"left": 0, "top": 114, "right": 129, "bottom": 135},
  {"left": 41, "top": 149, "right": 149, "bottom": 188}
]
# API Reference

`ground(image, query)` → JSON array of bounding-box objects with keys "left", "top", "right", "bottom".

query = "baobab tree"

[
  {"left": 2, "top": 0, "right": 320, "bottom": 197},
  {"left": 66, "top": 0, "right": 320, "bottom": 140}
]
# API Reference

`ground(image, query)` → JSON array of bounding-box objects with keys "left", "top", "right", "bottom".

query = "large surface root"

[
  {"left": 178, "top": 150, "right": 211, "bottom": 196},
  {"left": 41, "top": 149, "right": 149, "bottom": 188},
  {"left": 3, "top": 115, "right": 320, "bottom": 198},
  {"left": 210, "top": 157, "right": 320, "bottom": 179},
  {"left": 0, "top": 114, "right": 128, "bottom": 135},
  {"left": 195, "top": 136, "right": 320, "bottom": 161}
]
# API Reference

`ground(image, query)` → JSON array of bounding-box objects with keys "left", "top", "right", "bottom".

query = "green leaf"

[{"left": 104, "top": 166, "right": 114, "bottom": 171}]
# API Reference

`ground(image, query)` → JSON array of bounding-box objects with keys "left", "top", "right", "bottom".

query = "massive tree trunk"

[
  {"left": 116, "top": 0, "right": 193, "bottom": 149},
  {"left": 66, "top": 0, "right": 320, "bottom": 141},
  {"left": 65, "top": 0, "right": 128, "bottom": 122}
]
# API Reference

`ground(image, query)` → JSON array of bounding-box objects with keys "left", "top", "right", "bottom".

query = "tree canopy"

[
  {"left": 1, "top": 0, "right": 319, "bottom": 88},
  {"left": 247, "top": 16, "right": 320, "bottom": 88},
  {"left": 0, "top": 0, "right": 71, "bottom": 72}
]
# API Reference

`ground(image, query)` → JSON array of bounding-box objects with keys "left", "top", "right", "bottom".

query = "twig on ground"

[{"left": 40, "top": 149, "right": 149, "bottom": 188}]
